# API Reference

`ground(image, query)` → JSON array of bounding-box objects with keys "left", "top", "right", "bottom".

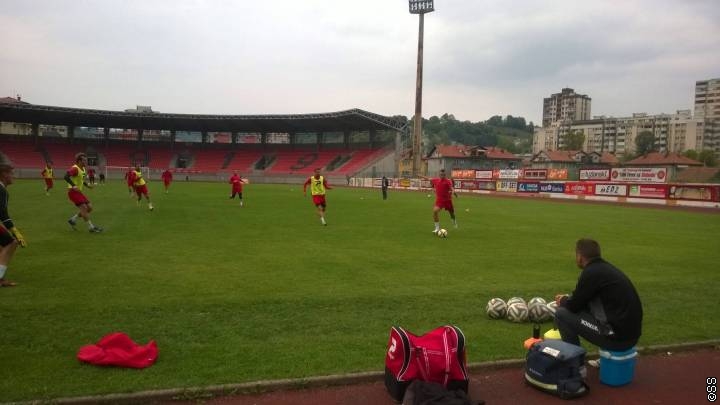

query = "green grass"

[{"left": 1, "top": 179, "right": 719, "bottom": 401}]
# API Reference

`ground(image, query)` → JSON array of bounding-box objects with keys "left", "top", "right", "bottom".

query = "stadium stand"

[
  {"left": 99, "top": 143, "right": 136, "bottom": 167},
  {"left": 43, "top": 142, "right": 86, "bottom": 167},
  {"left": 142, "top": 145, "right": 177, "bottom": 169},
  {"left": 330, "top": 147, "right": 391, "bottom": 175},
  {"left": 225, "top": 148, "right": 265, "bottom": 172},
  {"left": 0, "top": 138, "right": 43, "bottom": 168},
  {"left": 265, "top": 148, "right": 343, "bottom": 175},
  {"left": 189, "top": 147, "right": 232, "bottom": 172}
]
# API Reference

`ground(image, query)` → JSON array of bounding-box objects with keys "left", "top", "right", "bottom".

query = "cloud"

[{"left": 1, "top": 0, "right": 719, "bottom": 123}]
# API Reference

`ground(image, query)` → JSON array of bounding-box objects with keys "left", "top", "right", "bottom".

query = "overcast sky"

[{"left": 1, "top": 0, "right": 719, "bottom": 124}]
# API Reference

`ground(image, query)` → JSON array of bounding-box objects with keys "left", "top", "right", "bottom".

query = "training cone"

[{"left": 543, "top": 328, "right": 561, "bottom": 340}]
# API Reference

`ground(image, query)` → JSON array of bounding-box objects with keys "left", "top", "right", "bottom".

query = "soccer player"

[
  {"left": 124, "top": 168, "right": 135, "bottom": 197},
  {"left": 87, "top": 167, "right": 96, "bottom": 185},
  {"left": 303, "top": 167, "right": 332, "bottom": 226},
  {"left": 65, "top": 153, "right": 103, "bottom": 233},
  {"left": 161, "top": 169, "right": 173, "bottom": 194},
  {"left": 423, "top": 168, "right": 458, "bottom": 233},
  {"left": 131, "top": 166, "right": 154, "bottom": 210},
  {"left": 41, "top": 162, "right": 54, "bottom": 195},
  {"left": 0, "top": 159, "right": 26, "bottom": 287},
  {"left": 228, "top": 172, "right": 246, "bottom": 206}
]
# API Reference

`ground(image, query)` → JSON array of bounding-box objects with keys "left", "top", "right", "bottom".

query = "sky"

[{"left": 1, "top": 0, "right": 719, "bottom": 125}]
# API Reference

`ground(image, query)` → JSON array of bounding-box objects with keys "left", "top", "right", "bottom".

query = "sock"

[
  {"left": 0, "top": 265, "right": 6, "bottom": 279},
  {"left": 87, "top": 221, "right": 95, "bottom": 229},
  {"left": 149, "top": 202, "right": 154, "bottom": 209},
  {"left": 240, "top": 200, "right": 243, "bottom": 206},
  {"left": 434, "top": 222, "right": 440, "bottom": 231},
  {"left": 70, "top": 214, "right": 79, "bottom": 222},
  {"left": 321, "top": 216, "right": 326, "bottom": 224}
]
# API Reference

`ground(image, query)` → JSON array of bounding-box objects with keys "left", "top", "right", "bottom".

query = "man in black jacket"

[
  {"left": 554, "top": 239, "right": 643, "bottom": 351},
  {"left": 0, "top": 159, "right": 26, "bottom": 287}
]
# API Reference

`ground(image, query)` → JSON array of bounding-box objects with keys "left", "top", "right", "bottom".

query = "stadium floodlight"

[
  {"left": 408, "top": 0, "right": 434, "bottom": 14},
  {"left": 409, "top": 0, "right": 434, "bottom": 177}
]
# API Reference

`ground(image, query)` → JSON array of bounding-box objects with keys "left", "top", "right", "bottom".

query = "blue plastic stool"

[{"left": 599, "top": 347, "right": 637, "bottom": 386}]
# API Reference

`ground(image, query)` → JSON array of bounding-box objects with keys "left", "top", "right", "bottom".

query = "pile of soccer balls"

[
  {"left": 435, "top": 229, "right": 448, "bottom": 238},
  {"left": 486, "top": 297, "right": 559, "bottom": 323}
]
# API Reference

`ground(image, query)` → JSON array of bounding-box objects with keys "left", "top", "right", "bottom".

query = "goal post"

[{"left": 105, "top": 166, "right": 151, "bottom": 181}]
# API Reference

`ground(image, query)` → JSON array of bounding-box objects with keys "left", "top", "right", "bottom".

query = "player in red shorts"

[
  {"left": 131, "top": 166, "right": 154, "bottom": 210},
  {"left": 228, "top": 172, "right": 246, "bottom": 206},
  {"left": 0, "top": 158, "right": 26, "bottom": 287},
  {"left": 161, "top": 169, "right": 173, "bottom": 194},
  {"left": 124, "top": 168, "right": 135, "bottom": 197},
  {"left": 41, "top": 162, "right": 54, "bottom": 196},
  {"left": 423, "top": 168, "right": 458, "bottom": 233},
  {"left": 303, "top": 168, "right": 332, "bottom": 226},
  {"left": 65, "top": 153, "right": 103, "bottom": 233}
]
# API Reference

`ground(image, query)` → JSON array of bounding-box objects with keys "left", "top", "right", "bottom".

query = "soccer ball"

[
  {"left": 507, "top": 302, "right": 529, "bottom": 323},
  {"left": 546, "top": 301, "right": 559, "bottom": 316},
  {"left": 528, "top": 302, "right": 551, "bottom": 323},
  {"left": 486, "top": 298, "right": 507, "bottom": 319},
  {"left": 528, "top": 297, "right": 547, "bottom": 307},
  {"left": 507, "top": 297, "right": 526, "bottom": 307},
  {"left": 437, "top": 229, "right": 448, "bottom": 238}
]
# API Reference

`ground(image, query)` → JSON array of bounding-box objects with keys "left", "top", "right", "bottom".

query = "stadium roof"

[{"left": 0, "top": 102, "right": 406, "bottom": 133}]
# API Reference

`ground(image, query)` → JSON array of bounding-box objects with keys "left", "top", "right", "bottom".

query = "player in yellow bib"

[
  {"left": 131, "top": 167, "right": 153, "bottom": 210},
  {"left": 64, "top": 153, "right": 103, "bottom": 233},
  {"left": 41, "top": 163, "right": 54, "bottom": 196},
  {"left": 303, "top": 168, "right": 332, "bottom": 226}
]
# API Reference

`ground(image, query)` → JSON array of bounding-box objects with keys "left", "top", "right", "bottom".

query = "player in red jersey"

[
  {"left": 161, "top": 169, "right": 173, "bottom": 194},
  {"left": 228, "top": 172, "right": 246, "bottom": 206},
  {"left": 423, "top": 168, "right": 458, "bottom": 233},
  {"left": 303, "top": 168, "right": 332, "bottom": 225},
  {"left": 124, "top": 168, "right": 135, "bottom": 197},
  {"left": 65, "top": 153, "right": 103, "bottom": 233}
]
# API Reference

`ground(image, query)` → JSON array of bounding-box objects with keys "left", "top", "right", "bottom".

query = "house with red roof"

[
  {"left": 425, "top": 144, "right": 521, "bottom": 173},
  {"left": 625, "top": 152, "right": 702, "bottom": 180}
]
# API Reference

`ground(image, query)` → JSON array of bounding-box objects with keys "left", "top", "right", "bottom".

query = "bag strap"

[{"left": 443, "top": 327, "right": 451, "bottom": 387}]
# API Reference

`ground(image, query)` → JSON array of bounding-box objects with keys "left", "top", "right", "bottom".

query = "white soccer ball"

[
  {"left": 486, "top": 298, "right": 507, "bottom": 319},
  {"left": 546, "top": 301, "right": 559, "bottom": 316},
  {"left": 507, "top": 297, "right": 526, "bottom": 307},
  {"left": 528, "top": 297, "right": 547, "bottom": 307},
  {"left": 528, "top": 302, "right": 551, "bottom": 323},
  {"left": 507, "top": 302, "right": 529, "bottom": 323},
  {"left": 437, "top": 229, "right": 448, "bottom": 238}
]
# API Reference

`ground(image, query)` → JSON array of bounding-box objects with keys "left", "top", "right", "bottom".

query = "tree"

[
  {"left": 683, "top": 149, "right": 699, "bottom": 160},
  {"left": 635, "top": 131, "right": 655, "bottom": 155},
  {"left": 698, "top": 150, "right": 718, "bottom": 167},
  {"left": 562, "top": 130, "right": 585, "bottom": 151}
]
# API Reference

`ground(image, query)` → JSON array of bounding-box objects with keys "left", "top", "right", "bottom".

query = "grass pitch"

[{"left": 1, "top": 179, "right": 719, "bottom": 401}]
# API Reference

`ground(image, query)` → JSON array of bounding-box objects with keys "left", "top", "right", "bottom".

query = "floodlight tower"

[{"left": 409, "top": 0, "right": 434, "bottom": 177}]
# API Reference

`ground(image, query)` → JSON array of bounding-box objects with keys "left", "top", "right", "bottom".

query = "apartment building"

[
  {"left": 533, "top": 110, "right": 704, "bottom": 158},
  {"left": 694, "top": 78, "right": 720, "bottom": 157},
  {"left": 542, "top": 88, "right": 592, "bottom": 127}
]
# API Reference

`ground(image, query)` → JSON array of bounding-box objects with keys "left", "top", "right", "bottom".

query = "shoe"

[
  {"left": 68, "top": 219, "right": 77, "bottom": 230},
  {"left": 432, "top": 229, "right": 439, "bottom": 234},
  {"left": 0, "top": 279, "right": 18, "bottom": 287},
  {"left": 588, "top": 359, "right": 600, "bottom": 368},
  {"left": 89, "top": 226, "right": 103, "bottom": 233}
]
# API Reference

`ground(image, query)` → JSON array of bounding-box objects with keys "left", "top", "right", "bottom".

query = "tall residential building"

[
  {"left": 542, "top": 88, "right": 592, "bottom": 127},
  {"left": 694, "top": 78, "right": 720, "bottom": 157}
]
